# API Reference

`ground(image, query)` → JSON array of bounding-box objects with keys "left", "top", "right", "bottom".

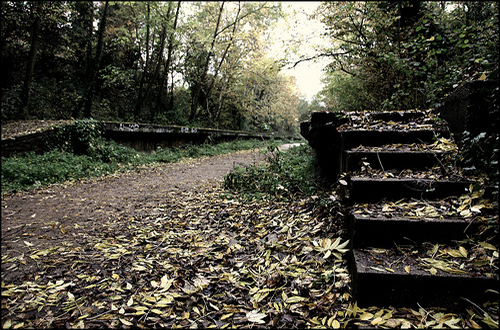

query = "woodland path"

[{"left": 1, "top": 143, "right": 301, "bottom": 263}]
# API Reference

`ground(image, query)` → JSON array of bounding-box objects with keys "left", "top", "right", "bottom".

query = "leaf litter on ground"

[{"left": 2, "top": 180, "right": 353, "bottom": 329}]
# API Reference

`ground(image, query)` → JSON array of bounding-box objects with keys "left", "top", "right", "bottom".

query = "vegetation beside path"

[{"left": 1, "top": 119, "right": 290, "bottom": 195}]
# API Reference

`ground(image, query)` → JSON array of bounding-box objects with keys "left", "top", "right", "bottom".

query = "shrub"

[{"left": 224, "top": 144, "right": 329, "bottom": 199}]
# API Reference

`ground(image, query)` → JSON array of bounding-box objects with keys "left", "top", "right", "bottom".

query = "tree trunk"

[
  {"left": 143, "top": 25, "right": 168, "bottom": 117},
  {"left": 82, "top": 0, "right": 109, "bottom": 118},
  {"left": 135, "top": 2, "right": 150, "bottom": 119},
  {"left": 73, "top": 1, "right": 94, "bottom": 118},
  {"left": 155, "top": 1, "right": 181, "bottom": 117},
  {"left": 189, "top": 1, "right": 225, "bottom": 122},
  {"left": 20, "top": 1, "right": 42, "bottom": 119}
]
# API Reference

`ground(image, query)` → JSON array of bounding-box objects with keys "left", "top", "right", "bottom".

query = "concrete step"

[
  {"left": 339, "top": 129, "right": 447, "bottom": 150},
  {"left": 343, "top": 109, "right": 437, "bottom": 125},
  {"left": 342, "top": 150, "right": 446, "bottom": 172},
  {"left": 348, "top": 213, "right": 480, "bottom": 249},
  {"left": 350, "top": 248, "right": 498, "bottom": 307},
  {"left": 345, "top": 177, "right": 473, "bottom": 203}
]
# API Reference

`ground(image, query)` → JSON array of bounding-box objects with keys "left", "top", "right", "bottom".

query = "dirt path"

[{"left": 1, "top": 144, "right": 301, "bottom": 257}]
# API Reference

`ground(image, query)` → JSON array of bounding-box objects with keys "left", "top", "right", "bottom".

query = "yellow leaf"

[
  {"left": 67, "top": 291, "right": 75, "bottom": 301},
  {"left": 371, "top": 317, "right": 385, "bottom": 325},
  {"left": 3, "top": 319, "right": 12, "bottom": 329},
  {"left": 160, "top": 275, "right": 174, "bottom": 290},
  {"left": 247, "top": 310, "right": 266, "bottom": 324},
  {"left": 404, "top": 265, "right": 411, "bottom": 274},
  {"left": 12, "top": 322, "right": 24, "bottom": 329},
  {"left": 119, "top": 318, "right": 134, "bottom": 326},
  {"left": 220, "top": 313, "right": 233, "bottom": 320},
  {"left": 447, "top": 249, "right": 463, "bottom": 258},
  {"left": 127, "top": 297, "right": 133, "bottom": 307},
  {"left": 285, "top": 296, "right": 307, "bottom": 303},
  {"left": 331, "top": 319, "right": 341, "bottom": 329},
  {"left": 112, "top": 273, "right": 120, "bottom": 280},
  {"left": 479, "top": 73, "right": 487, "bottom": 81},
  {"left": 479, "top": 242, "right": 497, "bottom": 250},
  {"left": 429, "top": 267, "right": 437, "bottom": 275},
  {"left": 459, "top": 246, "right": 468, "bottom": 258},
  {"left": 323, "top": 250, "right": 332, "bottom": 259},
  {"left": 385, "top": 318, "right": 403, "bottom": 328},
  {"left": 359, "top": 312, "right": 374, "bottom": 320},
  {"left": 156, "top": 296, "right": 174, "bottom": 306}
]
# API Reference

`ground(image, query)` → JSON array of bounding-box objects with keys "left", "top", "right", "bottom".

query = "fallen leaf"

[{"left": 246, "top": 310, "right": 267, "bottom": 324}]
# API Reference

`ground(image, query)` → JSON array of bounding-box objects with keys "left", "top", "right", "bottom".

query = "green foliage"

[
  {"left": 224, "top": 144, "right": 329, "bottom": 200},
  {"left": 460, "top": 131, "right": 499, "bottom": 198},
  {"left": 1, "top": 151, "right": 115, "bottom": 193},
  {"left": 46, "top": 119, "right": 105, "bottom": 156},
  {"left": 317, "top": 1, "right": 499, "bottom": 111},
  {"left": 1, "top": 1, "right": 297, "bottom": 135},
  {"left": 1, "top": 137, "right": 283, "bottom": 195}
]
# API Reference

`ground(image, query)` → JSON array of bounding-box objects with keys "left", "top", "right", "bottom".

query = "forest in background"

[{"left": 1, "top": 1, "right": 498, "bottom": 134}]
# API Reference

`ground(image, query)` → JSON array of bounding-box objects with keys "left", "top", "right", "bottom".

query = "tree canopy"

[
  {"left": 314, "top": 1, "right": 499, "bottom": 111},
  {"left": 2, "top": 1, "right": 498, "bottom": 131},
  {"left": 1, "top": 1, "right": 302, "bottom": 135}
]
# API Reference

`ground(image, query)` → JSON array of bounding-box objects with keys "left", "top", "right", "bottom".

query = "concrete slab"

[
  {"left": 351, "top": 249, "right": 498, "bottom": 307},
  {"left": 346, "top": 177, "right": 472, "bottom": 203},
  {"left": 339, "top": 129, "right": 446, "bottom": 149},
  {"left": 343, "top": 150, "right": 445, "bottom": 172},
  {"left": 348, "top": 213, "right": 480, "bottom": 248}
]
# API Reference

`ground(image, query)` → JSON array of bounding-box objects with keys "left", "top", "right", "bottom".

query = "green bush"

[
  {"left": 224, "top": 144, "right": 329, "bottom": 199},
  {"left": 45, "top": 119, "right": 105, "bottom": 156}
]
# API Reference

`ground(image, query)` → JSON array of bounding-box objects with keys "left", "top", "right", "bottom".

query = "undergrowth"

[
  {"left": 223, "top": 144, "right": 332, "bottom": 201},
  {"left": 1, "top": 119, "right": 286, "bottom": 194}
]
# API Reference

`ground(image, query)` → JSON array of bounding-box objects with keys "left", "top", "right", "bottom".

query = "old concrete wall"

[
  {"left": 103, "top": 122, "right": 280, "bottom": 152},
  {"left": 1, "top": 121, "right": 287, "bottom": 157}
]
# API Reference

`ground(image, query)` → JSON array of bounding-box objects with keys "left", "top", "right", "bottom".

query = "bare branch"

[{"left": 288, "top": 50, "right": 354, "bottom": 69}]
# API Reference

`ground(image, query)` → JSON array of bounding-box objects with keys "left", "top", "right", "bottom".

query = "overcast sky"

[{"left": 269, "top": 1, "right": 331, "bottom": 101}]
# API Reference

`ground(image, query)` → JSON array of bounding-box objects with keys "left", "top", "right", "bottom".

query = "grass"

[{"left": 1, "top": 138, "right": 286, "bottom": 195}]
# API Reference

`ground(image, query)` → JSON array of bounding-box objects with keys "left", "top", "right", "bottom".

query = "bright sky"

[{"left": 268, "top": 1, "right": 331, "bottom": 101}]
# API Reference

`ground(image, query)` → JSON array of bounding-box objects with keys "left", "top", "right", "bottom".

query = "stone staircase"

[{"left": 302, "top": 109, "right": 498, "bottom": 308}]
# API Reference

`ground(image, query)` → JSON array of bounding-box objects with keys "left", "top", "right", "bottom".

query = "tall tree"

[
  {"left": 19, "top": 1, "right": 42, "bottom": 118},
  {"left": 189, "top": 1, "right": 225, "bottom": 122},
  {"left": 154, "top": 1, "right": 181, "bottom": 119},
  {"left": 135, "top": 2, "right": 151, "bottom": 118},
  {"left": 77, "top": 0, "right": 109, "bottom": 118}
]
